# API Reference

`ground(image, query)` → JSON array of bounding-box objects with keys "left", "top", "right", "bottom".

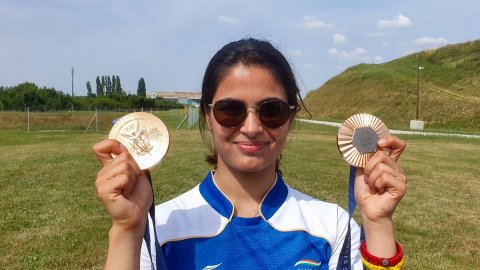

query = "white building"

[{"left": 147, "top": 91, "right": 202, "bottom": 106}]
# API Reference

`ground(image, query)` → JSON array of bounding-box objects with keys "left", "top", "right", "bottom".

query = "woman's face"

[{"left": 206, "top": 64, "right": 292, "bottom": 174}]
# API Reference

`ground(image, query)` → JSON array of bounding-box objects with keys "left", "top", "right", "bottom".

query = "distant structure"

[
  {"left": 71, "top": 67, "right": 74, "bottom": 96},
  {"left": 148, "top": 91, "right": 202, "bottom": 106}
]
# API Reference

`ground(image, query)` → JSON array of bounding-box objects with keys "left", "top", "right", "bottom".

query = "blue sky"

[{"left": 1, "top": 0, "right": 479, "bottom": 96}]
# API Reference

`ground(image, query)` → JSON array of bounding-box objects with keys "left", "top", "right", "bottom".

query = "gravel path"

[{"left": 297, "top": 119, "right": 480, "bottom": 139}]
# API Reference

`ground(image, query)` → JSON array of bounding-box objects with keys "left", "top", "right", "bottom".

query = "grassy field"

[
  {"left": 0, "top": 113, "right": 479, "bottom": 269},
  {"left": 304, "top": 40, "right": 480, "bottom": 134}
]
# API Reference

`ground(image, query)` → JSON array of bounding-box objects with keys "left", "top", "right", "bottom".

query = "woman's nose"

[{"left": 240, "top": 108, "right": 263, "bottom": 136}]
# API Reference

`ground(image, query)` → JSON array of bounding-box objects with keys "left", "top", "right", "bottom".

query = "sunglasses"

[{"left": 209, "top": 99, "right": 296, "bottom": 128}]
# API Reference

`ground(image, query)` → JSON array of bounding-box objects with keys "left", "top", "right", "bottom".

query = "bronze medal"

[
  {"left": 337, "top": 114, "right": 389, "bottom": 168},
  {"left": 109, "top": 112, "right": 170, "bottom": 170}
]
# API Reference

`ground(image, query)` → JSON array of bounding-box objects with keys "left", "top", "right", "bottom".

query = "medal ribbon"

[
  {"left": 336, "top": 165, "right": 363, "bottom": 270},
  {"left": 144, "top": 172, "right": 167, "bottom": 269}
]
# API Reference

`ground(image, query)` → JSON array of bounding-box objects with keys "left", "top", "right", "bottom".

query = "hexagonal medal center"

[{"left": 352, "top": 126, "right": 379, "bottom": 154}]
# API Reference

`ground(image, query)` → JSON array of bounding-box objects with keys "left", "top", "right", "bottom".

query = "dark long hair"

[{"left": 199, "top": 38, "right": 306, "bottom": 173}]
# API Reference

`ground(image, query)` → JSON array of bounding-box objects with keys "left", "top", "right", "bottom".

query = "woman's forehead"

[{"left": 213, "top": 64, "right": 287, "bottom": 101}]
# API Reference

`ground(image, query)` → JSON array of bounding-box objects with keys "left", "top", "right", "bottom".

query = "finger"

[
  {"left": 97, "top": 173, "right": 137, "bottom": 202},
  {"left": 96, "top": 157, "right": 138, "bottom": 191},
  {"left": 367, "top": 163, "right": 397, "bottom": 194},
  {"left": 355, "top": 166, "right": 376, "bottom": 194},
  {"left": 363, "top": 151, "right": 399, "bottom": 178},
  {"left": 366, "top": 162, "right": 407, "bottom": 198},
  {"left": 377, "top": 135, "right": 406, "bottom": 162},
  {"left": 97, "top": 151, "right": 142, "bottom": 181},
  {"left": 92, "top": 139, "right": 127, "bottom": 166}
]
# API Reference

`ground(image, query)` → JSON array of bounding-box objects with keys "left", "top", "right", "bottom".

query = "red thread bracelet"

[{"left": 360, "top": 241, "right": 403, "bottom": 267}]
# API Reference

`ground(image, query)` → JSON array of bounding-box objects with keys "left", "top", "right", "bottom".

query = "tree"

[
  {"left": 106, "top": 75, "right": 112, "bottom": 94},
  {"left": 115, "top": 75, "right": 123, "bottom": 94},
  {"left": 96, "top": 76, "right": 102, "bottom": 96},
  {"left": 86, "top": 81, "right": 92, "bottom": 97},
  {"left": 137, "top": 78, "right": 146, "bottom": 97},
  {"left": 101, "top": 76, "right": 106, "bottom": 95},
  {"left": 111, "top": 75, "right": 116, "bottom": 94}
]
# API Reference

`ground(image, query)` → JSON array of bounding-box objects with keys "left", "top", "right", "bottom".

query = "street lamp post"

[
  {"left": 416, "top": 58, "right": 424, "bottom": 120},
  {"left": 410, "top": 53, "right": 425, "bottom": 130}
]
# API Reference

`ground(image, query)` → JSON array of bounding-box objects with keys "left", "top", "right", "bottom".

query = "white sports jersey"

[{"left": 141, "top": 172, "right": 362, "bottom": 270}]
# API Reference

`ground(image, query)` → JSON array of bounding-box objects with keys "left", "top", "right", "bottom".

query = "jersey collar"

[{"left": 198, "top": 171, "right": 288, "bottom": 220}]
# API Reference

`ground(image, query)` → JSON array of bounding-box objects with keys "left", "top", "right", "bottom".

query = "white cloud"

[
  {"left": 333, "top": 34, "right": 347, "bottom": 44},
  {"left": 373, "top": 56, "right": 385, "bottom": 63},
  {"left": 287, "top": 49, "right": 303, "bottom": 57},
  {"left": 296, "top": 16, "right": 334, "bottom": 29},
  {"left": 218, "top": 15, "right": 243, "bottom": 25},
  {"left": 377, "top": 14, "right": 412, "bottom": 29},
  {"left": 328, "top": 48, "right": 339, "bottom": 54},
  {"left": 413, "top": 36, "right": 449, "bottom": 46},
  {"left": 304, "top": 64, "right": 314, "bottom": 68},
  {"left": 354, "top": 48, "right": 367, "bottom": 54},
  {"left": 328, "top": 47, "right": 370, "bottom": 61}
]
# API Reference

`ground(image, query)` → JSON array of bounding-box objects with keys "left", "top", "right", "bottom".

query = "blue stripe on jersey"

[
  {"left": 260, "top": 174, "right": 288, "bottom": 220},
  {"left": 162, "top": 215, "right": 331, "bottom": 269},
  {"left": 199, "top": 172, "right": 234, "bottom": 219},
  {"left": 199, "top": 172, "right": 289, "bottom": 220}
]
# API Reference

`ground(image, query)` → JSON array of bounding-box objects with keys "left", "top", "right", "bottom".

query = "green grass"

[{"left": 1, "top": 120, "right": 479, "bottom": 269}]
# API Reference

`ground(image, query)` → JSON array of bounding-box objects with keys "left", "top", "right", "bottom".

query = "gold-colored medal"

[{"left": 109, "top": 112, "right": 170, "bottom": 170}]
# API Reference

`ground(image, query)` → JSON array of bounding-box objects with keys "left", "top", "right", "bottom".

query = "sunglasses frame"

[{"left": 208, "top": 99, "right": 297, "bottom": 128}]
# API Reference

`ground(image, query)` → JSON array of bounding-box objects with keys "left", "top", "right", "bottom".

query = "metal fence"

[{"left": 0, "top": 107, "right": 199, "bottom": 132}]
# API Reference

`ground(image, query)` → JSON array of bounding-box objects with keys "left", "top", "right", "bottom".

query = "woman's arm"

[
  {"left": 93, "top": 139, "right": 153, "bottom": 270},
  {"left": 355, "top": 135, "right": 407, "bottom": 267}
]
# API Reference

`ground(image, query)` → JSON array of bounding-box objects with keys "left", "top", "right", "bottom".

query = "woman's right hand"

[{"left": 93, "top": 139, "right": 153, "bottom": 231}]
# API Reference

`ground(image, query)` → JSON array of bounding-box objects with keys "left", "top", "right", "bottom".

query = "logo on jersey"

[
  {"left": 294, "top": 259, "right": 321, "bottom": 269},
  {"left": 202, "top": 263, "right": 222, "bottom": 270}
]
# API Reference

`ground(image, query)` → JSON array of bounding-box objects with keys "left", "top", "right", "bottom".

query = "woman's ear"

[
  {"left": 288, "top": 114, "right": 296, "bottom": 130},
  {"left": 205, "top": 110, "right": 213, "bottom": 130}
]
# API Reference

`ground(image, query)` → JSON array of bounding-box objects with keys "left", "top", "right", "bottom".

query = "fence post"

[
  {"left": 27, "top": 107, "right": 30, "bottom": 133},
  {"left": 96, "top": 108, "right": 98, "bottom": 133}
]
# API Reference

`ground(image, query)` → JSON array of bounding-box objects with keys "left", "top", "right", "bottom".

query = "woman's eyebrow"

[{"left": 257, "top": 97, "right": 285, "bottom": 104}]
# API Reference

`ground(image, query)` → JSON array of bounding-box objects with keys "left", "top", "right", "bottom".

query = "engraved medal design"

[
  {"left": 337, "top": 114, "right": 389, "bottom": 168},
  {"left": 109, "top": 112, "right": 169, "bottom": 170}
]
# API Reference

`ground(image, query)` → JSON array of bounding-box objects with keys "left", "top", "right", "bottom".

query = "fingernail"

[
  {"left": 364, "top": 175, "right": 369, "bottom": 184},
  {"left": 378, "top": 138, "right": 386, "bottom": 146},
  {"left": 119, "top": 143, "right": 127, "bottom": 151}
]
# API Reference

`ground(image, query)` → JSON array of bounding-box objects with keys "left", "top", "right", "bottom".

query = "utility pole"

[
  {"left": 410, "top": 53, "right": 425, "bottom": 130},
  {"left": 416, "top": 54, "right": 424, "bottom": 120},
  {"left": 416, "top": 55, "right": 419, "bottom": 120},
  {"left": 71, "top": 67, "right": 74, "bottom": 96}
]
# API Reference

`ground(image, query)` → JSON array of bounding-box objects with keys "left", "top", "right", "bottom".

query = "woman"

[{"left": 93, "top": 38, "right": 407, "bottom": 269}]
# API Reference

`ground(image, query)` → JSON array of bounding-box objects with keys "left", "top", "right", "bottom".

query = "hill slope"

[{"left": 304, "top": 40, "right": 480, "bottom": 133}]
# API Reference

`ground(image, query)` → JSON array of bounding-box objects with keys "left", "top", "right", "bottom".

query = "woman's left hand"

[{"left": 354, "top": 134, "right": 407, "bottom": 223}]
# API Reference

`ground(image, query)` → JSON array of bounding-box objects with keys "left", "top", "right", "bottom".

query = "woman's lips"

[{"left": 234, "top": 141, "right": 269, "bottom": 153}]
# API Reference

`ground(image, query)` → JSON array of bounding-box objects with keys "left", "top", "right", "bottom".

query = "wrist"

[
  {"left": 109, "top": 218, "right": 147, "bottom": 245},
  {"left": 361, "top": 217, "right": 396, "bottom": 257},
  {"left": 105, "top": 223, "right": 146, "bottom": 270},
  {"left": 360, "top": 241, "right": 404, "bottom": 268},
  {"left": 109, "top": 222, "right": 145, "bottom": 238}
]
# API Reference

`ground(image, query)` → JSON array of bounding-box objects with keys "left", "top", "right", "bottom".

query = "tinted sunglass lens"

[
  {"left": 213, "top": 100, "right": 246, "bottom": 127},
  {"left": 259, "top": 101, "right": 291, "bottom": 128}
]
